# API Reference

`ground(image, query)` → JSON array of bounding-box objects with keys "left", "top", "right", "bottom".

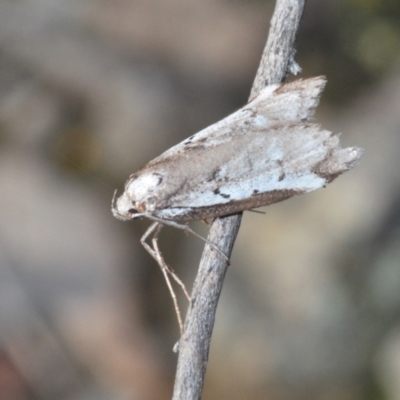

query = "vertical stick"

[{"left": 172, "top": 1, "right": 306, "bottom": 399}]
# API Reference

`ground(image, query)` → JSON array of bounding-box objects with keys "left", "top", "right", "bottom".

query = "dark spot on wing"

[
  {"left": 184, "top": 135, "right": 195, "bottom": 145},
  {"left": 253, "top": 189, "right": 259, "bottom": 195},
  {"left": 176, "top": 189, "right": 301, "bottom": 222},
  {"left": 213, "top": 188, "right": 230, "bottom": 199},
  {"left": 279, "top": 172, "right": 286, "bottom": 181},
  {"left": 184, "top": 136, "right": 208, "bottom": 146}
]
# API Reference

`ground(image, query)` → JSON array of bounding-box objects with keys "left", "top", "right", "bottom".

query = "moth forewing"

[
  {"left": 135, "top": 127, "right": 361, "bottom": 222},
  {"left": 148, "top": 76, "right": 327, "bottom": 165}
]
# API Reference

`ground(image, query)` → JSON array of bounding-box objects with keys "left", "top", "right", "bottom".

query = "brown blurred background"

[{"left": 0, "top": 0, "right": 400, "bottom": 399}]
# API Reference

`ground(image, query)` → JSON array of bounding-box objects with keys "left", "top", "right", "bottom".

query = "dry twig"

[{"left": 172, "top": 1, "right": 306, "bottom": 399}]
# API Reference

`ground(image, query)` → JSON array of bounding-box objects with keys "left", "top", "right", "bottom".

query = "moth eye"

[{"left": 128, "top": 208, "right": 138, "bottom": 214}]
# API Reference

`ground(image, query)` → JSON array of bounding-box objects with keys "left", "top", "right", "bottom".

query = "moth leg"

[
  {"left": 140, "top": 223, "right": 183, "bottom": 332},
  {"left": 140, "top": 222, "right": 160, "bottom": 260},
  {"left": 201, "top": 218, "right": 218, "bottom": 226},
  {"left": 140, "top": 223, "right": 190, "bottom": 334},
  {"left": 164, "top": 264, "right": 191, "bottom": 302},
  {"left": 149, "top": 218, "right": 230, "bottom": 265},
  {"left": 180, "top": 223, "right": 230, "bottom": 265},
  {"left": 151, "top": 225, "right": 191, "bottom": 301},
  {"left": 150, "top": 224, "right": 185, "bottom": 334},
  {"left": 140, "top": 222, "right": 191, "bottom": 301}
]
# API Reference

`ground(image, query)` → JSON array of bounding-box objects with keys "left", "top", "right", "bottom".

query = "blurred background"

[{"left": 0, "top": 0, "right": 399, "bottom": 399}]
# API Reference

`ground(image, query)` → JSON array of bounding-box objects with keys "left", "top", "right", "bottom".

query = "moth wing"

[
  {"left": 150, "top": 122, "right": 361, "bottom": 220},
  {"left": 148, "top": 76, "right": 327, "bottom": 167}
]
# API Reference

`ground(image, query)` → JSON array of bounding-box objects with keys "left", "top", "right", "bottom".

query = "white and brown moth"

[
  {"left": 112, "top": 77, "right": 362, "bottom": 328},
  {"left": 113, "top": 77, "right": 361, "bottom": 225}
]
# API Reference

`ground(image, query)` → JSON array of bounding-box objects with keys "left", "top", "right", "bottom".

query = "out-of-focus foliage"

[
  {"left": 295, "top": 0, "right": 400, "bottom": 103},
  {"left": 341, "top": 0, "right": 400, "bottom": 73}
]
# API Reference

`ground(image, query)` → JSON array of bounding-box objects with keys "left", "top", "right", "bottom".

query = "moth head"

[{"left": 112, "top": 172, "right": 163, "bottom": 220}]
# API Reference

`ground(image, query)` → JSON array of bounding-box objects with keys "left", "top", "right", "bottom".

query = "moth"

[
  {"left": 112, "top": 76, "right": 362, "bottom": 329},
  {"left": 113, "top": 76, "right": 361, "bottom": 223}
]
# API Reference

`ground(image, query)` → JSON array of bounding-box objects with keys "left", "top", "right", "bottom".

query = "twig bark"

[{"left": 172, "top": 1, "right": 306, "bottom": 399}]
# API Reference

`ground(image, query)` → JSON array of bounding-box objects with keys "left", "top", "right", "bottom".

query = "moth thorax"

[{"left": 126, "top": 172, "right": 164, "bottom": 202}]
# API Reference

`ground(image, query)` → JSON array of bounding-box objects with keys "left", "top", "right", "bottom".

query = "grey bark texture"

[{"left": 172, "top": 1, "right": 306, "bottom": 399}]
